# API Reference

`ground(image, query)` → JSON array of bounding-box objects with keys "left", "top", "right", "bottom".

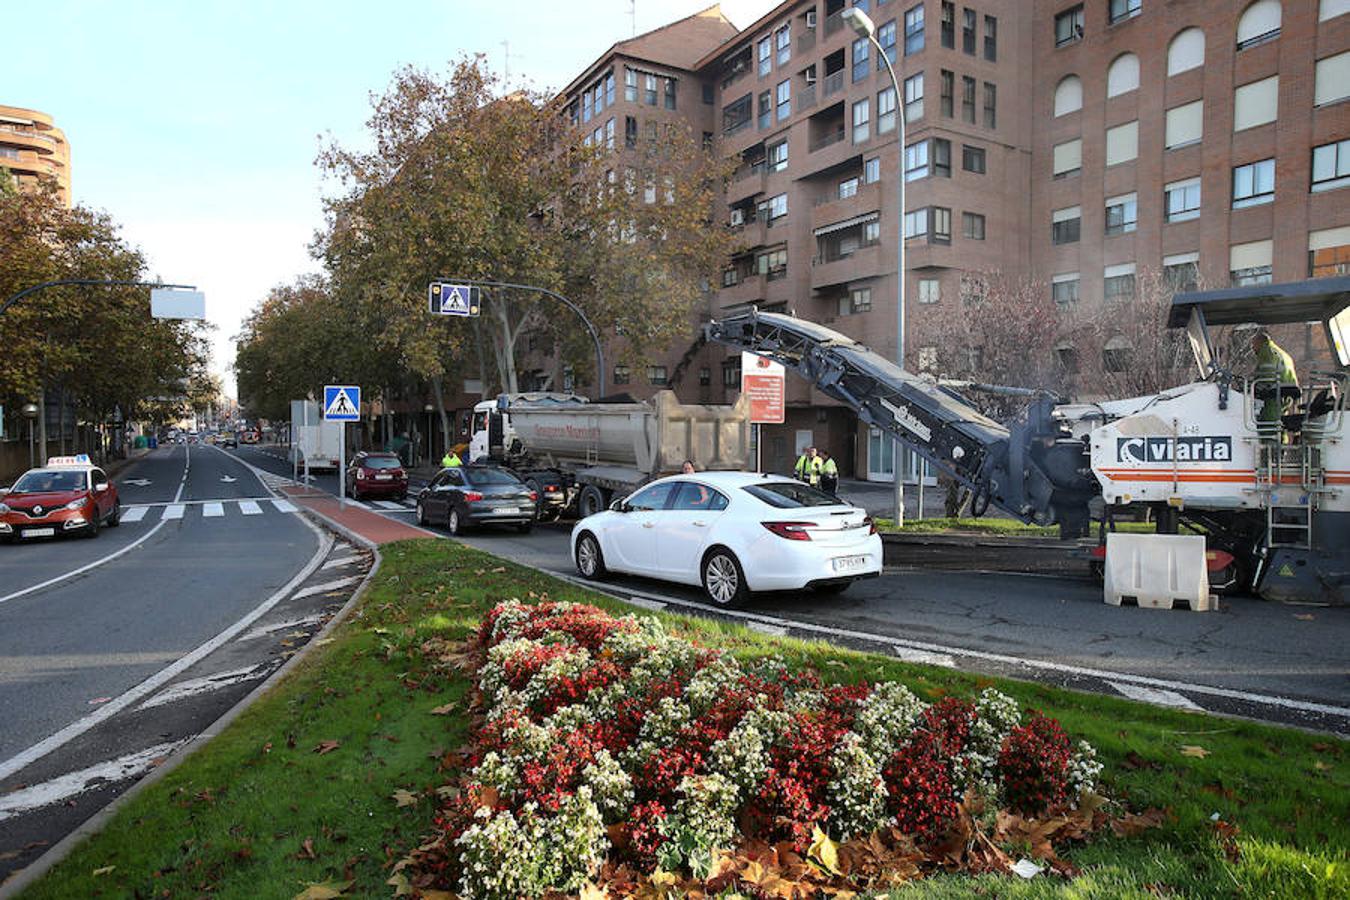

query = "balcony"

[
  {"left": 798, "top": 83, "right": 817, "bottom": 111},
  {"left": 718, "top": 272, "right": 767, "bottom": 306},
  {"left": 824, "top": 9, "right": 846, "bottom": 36},
  {"left": 811, "top": 242, "right": 882, "bottom": 290},
  {"left": 730, "top": 163, "right": 767, "bottom": 200},
  {"left": 811, "top": 182, "right": 882, "bottom": 231},
  {"left": 821, "top": 70, "right": 845, "bottom": 99},
  {"left": 731, "top": 219, "right": 768, "bottom": 250},
  {"left": 809, "top": 125, "right": 845, "bottom": 152},
  {"left": 798, "top": 30, "right": 816, "bottom": 54}
]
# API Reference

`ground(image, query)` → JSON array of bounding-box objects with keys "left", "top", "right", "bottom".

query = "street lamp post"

[
  {"left": 843, "top": 5, "right": 908, "bottom": 526},
  {"left": 21, "top": 402, "right": 39, "bottom": 468}
]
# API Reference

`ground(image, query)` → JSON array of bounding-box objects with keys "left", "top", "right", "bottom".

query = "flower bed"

[{"left": 408, "top": 601, "right": 1157, "bottom": 898}]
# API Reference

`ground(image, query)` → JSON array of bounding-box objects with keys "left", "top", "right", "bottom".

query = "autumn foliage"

[{"left": 397, "top": 601, "right": 1160, "bottom": 898}]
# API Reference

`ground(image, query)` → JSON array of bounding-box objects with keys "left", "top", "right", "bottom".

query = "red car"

[
  {"left": 0, "top": 455, "right": 121, "bottom": 543},
  {"left": 345, "top": 451, "right": 409, "bottom": 501}
]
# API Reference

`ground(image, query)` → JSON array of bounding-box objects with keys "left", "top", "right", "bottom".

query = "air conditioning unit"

[
  {"left": 805, "top": 70, "right": 818, "bottom": 86},
  {"left": 805, "top": 9, "right": 818, "bottom": 28},
  {"left": 730, "top": 208, "right": 745, "bottom": 226}
]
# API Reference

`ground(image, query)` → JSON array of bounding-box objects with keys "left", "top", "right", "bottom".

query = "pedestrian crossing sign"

[
  {"left": 323, "top": 385, "right": 361, "bottom": 421},
  {"left": 428, "top": 282, "right": 480, "bottom": 317}
]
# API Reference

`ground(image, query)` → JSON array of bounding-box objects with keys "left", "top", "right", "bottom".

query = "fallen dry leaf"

[
  {"left": 1180, "top": 745, "right": 1211, "bottom": 759},
  {"left": 429, "top": 703, "right": 458, "bottom": 716},
  {"left": 296, "top": 837, "right": 317, "bottom": 860},
  {"left": 392, "top": 789, "right": 419, "bottom": 808},
  {"left": 292, "top": 879, "right": 353, "bottom": 900},
  {"left": 1293, "top": 613, "right": 1315, "bottom": 621},
  {"left": 313, "top": 740, "right": 341, "bottom": 755},
  {"left": 92, "top": 865, "right": 116, "bottom": 876},
  {"left": 386, "top": 872, "right": 414, "bottom": 896}
]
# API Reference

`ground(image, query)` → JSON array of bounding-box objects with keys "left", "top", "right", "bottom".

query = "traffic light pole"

[{"left": 1, "top": 279, "right": 196, "bottom": 318}]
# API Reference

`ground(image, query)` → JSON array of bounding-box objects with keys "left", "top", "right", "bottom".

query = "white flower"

[
  {"left": 854, "top": 682, "right": 925, "bottom": 760},
  {"left": 826, "top": 732, "right": 889, "bottom": 840}
]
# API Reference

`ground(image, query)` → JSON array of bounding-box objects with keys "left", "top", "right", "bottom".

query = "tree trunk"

[{"left": 492, "top": 301, "right": 520, "bottom": 395}]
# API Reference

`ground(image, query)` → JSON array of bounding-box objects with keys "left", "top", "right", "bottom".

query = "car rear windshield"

[
  {"left": 363, "top": 457, "right": 401, "bottom": 469},
  {"left": 12, "top": 470, "right": 86, "bottom": 492},
  {"left": 742, "top": 481, "right": 840, "bottom": 508},
  {"left": 464, "top": 468, "right": 520, "bottom": 486}
]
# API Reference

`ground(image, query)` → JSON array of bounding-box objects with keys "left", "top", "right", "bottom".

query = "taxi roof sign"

[{"left": 46, "top": 454, "right": 93, "bottom": 467}]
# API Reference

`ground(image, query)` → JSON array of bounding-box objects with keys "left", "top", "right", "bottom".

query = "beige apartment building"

[
  {"left": 553, "top": 0, "right": 1349, "bottom": 482},
  {"left": 0, "top": 105, "right": 71, "bottom": 205}
]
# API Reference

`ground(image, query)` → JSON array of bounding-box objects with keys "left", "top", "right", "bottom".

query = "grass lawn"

[
  {"left": 878, "top": 517, "right": 1161, "bottom": 537},
  {"left": 20, "top": 539, "right": 1347, "bottom": 899}
]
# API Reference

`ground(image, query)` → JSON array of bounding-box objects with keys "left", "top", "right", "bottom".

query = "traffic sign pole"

[
  {"left": 338, "top": 425, "right": 345, "bottom": 504},
  {"left": 323, "top": 385, "right": 361, "bottom": 505}
]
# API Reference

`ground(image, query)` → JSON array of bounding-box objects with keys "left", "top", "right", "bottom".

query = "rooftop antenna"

[
  {"left": 630, "top": 0, "right": 637, "bottom": 36},
  {"left": 500, "top": 40, "right": 523, "bottom": 85}
]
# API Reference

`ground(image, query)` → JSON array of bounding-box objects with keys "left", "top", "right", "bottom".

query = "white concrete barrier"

[{"left": 1103, "top": 532, "right": 1214, "bottom": 611}]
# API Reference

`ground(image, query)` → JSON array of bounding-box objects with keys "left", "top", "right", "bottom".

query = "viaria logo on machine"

[{"left": 1117, "top": 436, "right": 1232, "bottom": 463}]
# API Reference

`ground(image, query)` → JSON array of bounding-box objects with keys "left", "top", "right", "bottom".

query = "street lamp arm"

[
  {"left": 0, "top": 279, "right": 196, "bottom": 318},
  {"left": 437, "top": 278, "right": 606, "bottom": 396}
]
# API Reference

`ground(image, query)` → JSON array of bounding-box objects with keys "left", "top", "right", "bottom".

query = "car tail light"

[
  {"left": 1089, "top": 545, "right": 1107, "bottom": 560},
  {"left": 762, "top": 521, "right": 814, "bottom": 541},
  {"left": 864, "top": 516, "right": 877, "bottom": 535},
  {"left": 356, "top": 470, "right": 366, "bottom": 480},
  {"left": 545, "top": 484, "right": 558, "bottom": 492},
  {"left": 463, "top": 491, "right": 484, "bottom": 502},
  {"left": 529, "top": 491, "right": 538, "bottom": 502}
]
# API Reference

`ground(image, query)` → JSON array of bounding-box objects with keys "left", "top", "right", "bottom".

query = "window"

[
  {"left": 671, "top": 482, "right": 729, "bottom": 512},
  {"left": 962, "top": 144, "right": 986, "bottom": 173},
  {"left": 1309, "top": 226, "right": 1350, "bottom": 277},
  {"left": 614, "top": 365, "right": 631, "bottom": 385},
  {"left": 1105, "top": 120, "right": 1138, "bottom": 166},
  {"left": 1053, "top": 139, "right": 1082, "bottom": 177},
  {"left": 963, "top": 212, "right": 986, "bottom": 240},
  {"left": 1107, "top": 53, "right": 1140, "bottom": 97},
  {"left": 932, "top": 207, "right": 952, "bottom": 243},
  {"left": 1234, "top": 75, "right": 1278, "bottom": 130},
  {"left": 962, "top": 76, "right": 976, "bottom": 123},
  {"left": 1236, "top": 0, "right": 1281, "bottom": 49},
  {"left": 625, "top": 67, "right": 638, "bottom": 102},
  {"left": 1230, "top": 239, "right": 1273, "bottom": 285},
  {"left": 759, "top": 37, "right": 773, "bottom": 76},
  {"left": 1233, "top": 158, "right": 1275, "bottom": 207},
  {"left": 838, "top": 177, "right": 859, "bottom": 199},
  {"left": 1315, "top": 51, "right": 1350, "bottom": 107},
  {"left": 850, "top": 287, "right": 873, "bottom": 313},
  {"left": 723, "top": 93, "right": 753, "bottom": 134},
  {"left": 963, "top": 9, "right": 976, "bottom": 53},
  {"left": 722, "top": 360, "right": 741, "bottom": 387},
  {"left": 905, "top": 5, "right": 925, "bottom": 54},
  {"left": 903, "top": 73, "right": 922, "bottom": 122},
  {"left": 703, "top": 83, "right": 715, "bottom": 104},
  {"left": 864, "top": 220, "right": 880, "bottom": 246},
  {"left": 1052, "top": 273, "right": 1080, "bottom": 306},
  {"left": 1055, "top": 5, "right": 1085, "bottom": 46},
  {"left": 583, "top": 89, "right": 593, "bottom": 123},
  {"left": 940, "top": 70, "right": 954, "bottom": 117},
  {"left": 1052, "top": 205, "right": 1081, "bottom": 244},
  {"left": 1110, "top": 0, "right": 1141, "bottom": 24},
  {"left": 878, "top": 20, "right": 898, "bottom": 64},
  {"left": 917, "top": 346, "right": 939, "bottom": 371},
  {"left": 853, "top": 37, "right": 870, "bottom": 82},
  {"left": 1312, "top": 139, "right": 1350, "bottom": 191},
  {"left": 864, "top": 157, "right": 881, "bottom": 183},
  {"left": 1054, "top": 75, "right": 1083, "bottom": 116},
  {"left": 904, "top": 209, "right": 928, "bottom": 238},
  {"left": 879, "top": 85, "right": 898, "bottom": 133},
  {"left": 776, "top": 24, "right": 791, "bottom": 65},
  {"left": 1164, "top": 252, "right": 1200, "bottom": 291},
  {"left": 1165, "top": 178, "right": 1201, "bottom": 221},
  {"left": 941, "top": 2, "right": 955, "bottom": 48},
  {"left": 1165, "top": 100, "right": 1203, "bottom": 148},
  {"left": 919, "top": 278, "right": 941, "bottom": 303},
  {"left": 604, "top": 117, "right": 615, "bottom": 150},
  {"left": 768, "top": 139, "right": 788, "bottom": 172},
  {"left": 985, "top": 15, "right": 997, "bottom": 60},
  {"left": 1105, "top": 193, "right": 1138, "bottom": 235},
  {"left": 852, "top": 98, "right": 870, "bottom": 143},
  {"left": 758, "top": 91, "right": 772, "bottom": 128},
  {"left": 776, "top": 79, "right": 791, "bottom": 120},
  {"left": 645, "top": 73, "right": 658, "bottom": 105},
  {"left": 1104, "top": 263, "right": 1137, "bottom": 301},
  {"left": 625, "top": 116, "right": 638, "bottom": 148},
  {"left": 1167, "top": 28, "right": 1205, "bottom": 75},
  {"left": 767, "top": 193, "right": 788, "bottom": 221},
  {"left": 605, "top": 72, "right": 615, "bottom": 107},
  {"left": 1323, "top": 0, "right": 1350, "bottom": 22},
  {"left": 983, "top": 82, "right": 996, "bottom": 128},
  {"left": 905, "top": 140, "right": 929, "bottom": 180},
  {"left": 647, "top": 366, "right": 668, "bottom": 385},
  {"left": 699, "top": 367, "right": 711, "bottom": 386},
  {"left": 1103, "top": 336, "right": 1132, "bottom": 372},
  {"left": 664, "top": 77, "right": 677, "bottom": 110},
  {"left": 627, "top": 481, "right": 677, "bottom": 511},
  {"left": 933, "top": 138, "right": 952, "bottom": 177}
]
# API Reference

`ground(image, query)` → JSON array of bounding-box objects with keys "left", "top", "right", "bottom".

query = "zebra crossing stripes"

[
  {"left": 120, "top": 506, "right": 149, "bottom": 523},
  {"left": 119, "top": 499, "right": 297, "bottom": 524},
  {"left": 202, "top": 502, "right": 225, "bottom": 518},
  {"left": 238, "top": 500, "right": 263, "bottom": 516},
  {"left": 162, "top": 504, "right": 185, "bottom": 520}
]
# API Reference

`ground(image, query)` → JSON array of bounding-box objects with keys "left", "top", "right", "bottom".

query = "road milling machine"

[{"left": 707, "top": 277, "right": 1349, "bottom": 605}]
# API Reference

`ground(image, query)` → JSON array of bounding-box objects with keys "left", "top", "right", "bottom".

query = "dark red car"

[
  {"left": 0, "top": 456, "right": 121, "bottom": 543},
  {"left": 345, "top": 451, "right": 409, "bottom": 501}
]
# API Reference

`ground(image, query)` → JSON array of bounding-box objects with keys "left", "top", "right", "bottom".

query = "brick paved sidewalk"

[{"left": 279, "top": 485, "right": 431, "bottom": 546}]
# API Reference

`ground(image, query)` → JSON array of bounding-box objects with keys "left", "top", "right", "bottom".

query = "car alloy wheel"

[
  {"left": 702, "top": 549, "right": 747, "bottom": 607},
  {"left": 415, "top": 501, "right": 428, "bottom": 527},
  {"left": 448, "top": 508, "right": 461, "bottom": 536},
  {"left": 576, "top": 533, "right": 605, "bottom": 579}
]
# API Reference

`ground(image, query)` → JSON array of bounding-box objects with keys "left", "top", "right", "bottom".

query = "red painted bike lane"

[{"left": 278, "top": 486, "right": 431, "bottom": 546}]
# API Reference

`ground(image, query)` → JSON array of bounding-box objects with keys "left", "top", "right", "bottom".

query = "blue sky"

[{"left": 3, "top": 1, "right": 773, "bottom": 395}]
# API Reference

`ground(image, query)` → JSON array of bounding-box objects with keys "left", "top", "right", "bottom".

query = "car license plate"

[
  {"left": 22, "top": 528, "right": 56, "bottom": 539},
  {"left": 832, "top": 554, "right": 869, "bottom": 573},
  {"left": 495, "top": 507, "right": 519, "bottom": 515},
  {"left": 375, "top": 474, "right": 392, "bottom": 481}
]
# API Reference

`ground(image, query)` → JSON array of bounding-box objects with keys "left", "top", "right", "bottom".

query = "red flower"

[
  {"left": 998, "top": 713, "right": 1073, "bottom": 815},
  {"left": 884, "top": 732, "right": 960, "bottom": 839}
]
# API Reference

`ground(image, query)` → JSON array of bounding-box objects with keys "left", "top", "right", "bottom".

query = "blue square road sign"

[{"left": 323, "top": 385, "right": 361, "bottom": 422}]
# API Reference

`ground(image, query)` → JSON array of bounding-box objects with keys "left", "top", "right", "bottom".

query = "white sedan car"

[{"left": 571, "top": 471, "right": 882, "bottom": 606}]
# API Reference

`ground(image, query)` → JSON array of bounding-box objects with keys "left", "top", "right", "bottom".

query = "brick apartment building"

[
  {"left": 0, "top": 104, "right": 71, "bottom": 206},
  {"left": 548, "top": 0, "right": 1349, "bottom": 482}
]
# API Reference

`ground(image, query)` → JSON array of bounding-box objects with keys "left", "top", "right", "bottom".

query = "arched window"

[
  {"left": 1103, "top": 336, "right": 1133, "bottom": 373},
  {"left": 1237, "top": 0, "right": 1281, "bottom": 49},
  {"left": 1167, "top": 28, "right": 1205, "bottom": 75},
  {"left": 1053, "top": 75, "right": 1083, "bottom": 116},
  {"left": 1107, "top": 53, "right": 1140, "bottom": 97}
]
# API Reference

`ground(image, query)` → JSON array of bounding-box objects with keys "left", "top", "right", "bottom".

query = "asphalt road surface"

[
  {"left": 0, "top": 444, "right": 319, "bottom": 762},
  {"left": 231, "top": 445, "right": 1350, "bottom": 734}
]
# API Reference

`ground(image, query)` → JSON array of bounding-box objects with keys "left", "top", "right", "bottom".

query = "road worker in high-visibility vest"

[
  {"left": 1250, "top": 330, "right": 1298, "bottom": 430},
  {"left": 441, "top": 450, "right": 463, "bottom": 468},
  {"left": 794, "top": 446, "right": 822, "bottom": 487}
]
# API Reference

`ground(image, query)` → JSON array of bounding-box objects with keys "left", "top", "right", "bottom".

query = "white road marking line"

[
  {"left": 138, "top": 664, "right": 275, "bottom": 710},
  {"left": 747, "top": 622, "right": 789, "bottom": 637},
  {"left": 0, "top": 528, "right": 332, "bottom": 783},
  {"left": 201, "top": 502, "right": 224, "bottom": 518},
  {"left": 620, "top": 596, "right": 667, "bottom": 612},
  {"left": 373, "top": 500, "right": 404, "bottom": 510},
  {"left": 0, "top": 740, "right": 191, "bottom": 822},
  {"left": 112, "top": 497, "right": 275, "bottom": 508},
  {"left": 271, "top": 500, "right": 298, "bottom": 514},
  {"left": 343, "top": 499, "right": 372, "bottom": 510},
  {"left": 120, "top": 506, "right": 150, "bottom": 523},
  {"left": 292, "top": 575, "right": 363, "bottom": 600},
  {"left": 238, "top": 500, "right": 262, "bottom": 516},
  {"left": 1109, "top": 681, "right": 1204, "bottom": 711},
  {"left": 242, "top": 613, "right": 327, "bottom": 640},
  {"left": 321, "top": 555, "right": 361, "bottom": 570},
  {"left": 162, "top": 504, "right": 185, "bottom": 520},
  {"left": 893, "top": 647, "right": 958, "bottom": 667},
  {"left": 545, "top": 572, "right": 1350, "bottom": 723}
]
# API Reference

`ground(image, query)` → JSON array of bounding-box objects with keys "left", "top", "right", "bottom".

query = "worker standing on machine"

[
  {"left": 441, "top": 449, "right": 463, "bottom": 468},
  {"left": 794, "top": 446, "right": 822, "bottom": 487},
  {"left": 1250, "top": 330, "right": 1298, "bottom": 431}
]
